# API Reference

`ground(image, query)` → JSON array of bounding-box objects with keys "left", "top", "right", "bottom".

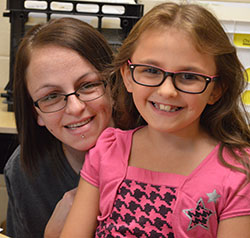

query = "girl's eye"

[
  {"left": 182, "top": 73, "right": 198, "bottom": 80},
  {"left": 176, "top": 73, "right": 205, "bottom": 86},
  {"left": 144, "top": 67, "right": 161, "bottom": 75},
  {"left": 137, "top": 66, "right": 162, "bottom": 77},
  {"left": 178, "top": 73, "right": 205, "bottom": 82}
]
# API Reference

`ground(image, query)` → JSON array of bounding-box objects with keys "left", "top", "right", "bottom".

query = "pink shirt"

[{"left": 81, "top": 127, "right": 250, "bottom": 237}]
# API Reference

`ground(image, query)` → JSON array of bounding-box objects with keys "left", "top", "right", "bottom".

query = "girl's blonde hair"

[{"left": 111, "top": 2, "right": 250, "bottom": 179}]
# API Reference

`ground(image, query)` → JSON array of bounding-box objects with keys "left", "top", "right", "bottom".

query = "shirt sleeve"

[
  {"left": 219, "top": 168, "right": 250, "bottom": 220},
  {"left": 80, "top": 127, "right": 134, "bottom": 221},
  {"left": 80, "top": 127, "right": 117, "bottom": 187}
]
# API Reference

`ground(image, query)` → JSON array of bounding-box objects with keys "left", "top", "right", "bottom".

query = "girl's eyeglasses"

[{"left": 128, "top": 60, "right": 219, "bottom": 94}]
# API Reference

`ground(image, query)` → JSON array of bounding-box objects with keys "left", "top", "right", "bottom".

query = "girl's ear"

[
  {"left": 120, "top": 63, "right": 133, "bottom": 93},
  {"left": 208, "top": 84, "right": 222, "bottom": 105}
]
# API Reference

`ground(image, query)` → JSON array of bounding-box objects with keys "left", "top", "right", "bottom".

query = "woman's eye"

[
  {"left": 79, "top": 81, "right": 102, "bottom": 92},
  {"left": 41, "top": 94, "right": 59, "bottom": 102},
  {"left": 84, "top": 83, "right": 96, "bottom": 89}
]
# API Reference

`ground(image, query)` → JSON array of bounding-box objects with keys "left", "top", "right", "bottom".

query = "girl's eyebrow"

[
  {"left": 133, "top": 59, "right": 160, "bottom": 66},
  {"left": 177, "top": 66, "right": 206, "bottom": 73},
  {"left": 134, "top": 60, "right": 208, "bottom": 74}
]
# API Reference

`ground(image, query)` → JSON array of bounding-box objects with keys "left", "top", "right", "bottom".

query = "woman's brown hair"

[{"left": 14, "top": 17, "right": 114, "bottom": 174}]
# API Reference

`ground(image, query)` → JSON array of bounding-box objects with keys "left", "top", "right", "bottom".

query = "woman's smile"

[
  {"left": 27, "top": 45, "right": 113, "bottom": 150},
  {"left": 65, "top": 117, "right": 93, "bottom": 129}
]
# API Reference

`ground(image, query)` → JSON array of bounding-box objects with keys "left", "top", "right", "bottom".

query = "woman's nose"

[
  {"left": 157, "top": 76, "right": 178, "bottom": 98},
  {"left": 64, "top": 94, "right": 86, "bottom": 115}
]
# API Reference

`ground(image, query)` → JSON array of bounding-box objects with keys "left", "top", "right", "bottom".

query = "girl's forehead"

[
  {"left": 133, "top": 26, "right": 206, "bottom": 57},
  {"left": 130, "top": 27, "right": 217, "bottom": 75},
  {"left": 133, "top": 27, "right": 192, "bottom": 53},
  {"left": 136, "top": 26, "right": 190, "bottom": 45}
]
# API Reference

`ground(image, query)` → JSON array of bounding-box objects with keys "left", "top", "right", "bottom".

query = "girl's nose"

[
  {"left": 64, "top": 94, "right": 86, "bottom": 115},
  {"left": 157, "top": 76, "right": 178, "bottom": 98}
]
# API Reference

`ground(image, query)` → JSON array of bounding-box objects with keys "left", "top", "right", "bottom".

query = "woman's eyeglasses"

[
  {"left": 34, "top": 80, "right": 107, "bottom": 113},
  {"left": 128, "top": 60, "right": 219, "bottom": 94}
]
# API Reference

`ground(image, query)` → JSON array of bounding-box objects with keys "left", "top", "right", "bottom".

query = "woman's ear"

[
  {"left": 208, "top": 84, "right": 222, "bottom": 105},
  {"left": 120, "top": 63, "right": 133, "bottom": 93},
  {"left": 32, "top": 105, "right": 45, "bottom": 126},
  {"left": 37, "top": 113, "right": 45, "bottom": 126}
]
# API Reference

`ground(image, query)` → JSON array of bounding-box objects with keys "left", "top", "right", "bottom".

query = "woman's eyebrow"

[
  {"left": 77, "top": 72, "right": 99, "bottom": 81},
  {"left": 34, "top": 72, "right": 97, "bottom": 93}
]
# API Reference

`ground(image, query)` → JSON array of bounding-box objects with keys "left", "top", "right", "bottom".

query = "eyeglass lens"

[
  {"left": 132, "top": 65, "right": 208, "bottom": 93},
  {"left": 37, "top": 80, "right": 106, "bottom": 113}
]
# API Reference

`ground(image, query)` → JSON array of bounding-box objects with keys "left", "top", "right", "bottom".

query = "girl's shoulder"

[
  {"left": 221, "top": 145, "right": 250, "bottom": 170},
  {"left": 182, "top": 144, "right": 250, "bottom": 196},
  {"left": 98, "top": 127, "right": 138, "bottom": 139},
  {"left": 82, "top": 127, "right": 139, "bottom": 188},
  {"left": 93, "top": 127, "right": 141, "bottom": 151},
  {"left": 85, "top": 127, "right": 140, "bottom": 169}
]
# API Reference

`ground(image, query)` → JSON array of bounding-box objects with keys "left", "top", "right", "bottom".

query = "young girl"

[{"left": 61, "top": 3, "right": 250, "bottom": 237}]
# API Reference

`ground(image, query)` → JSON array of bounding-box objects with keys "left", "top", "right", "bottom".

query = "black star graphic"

[{"left": 183, "top": 198, "right": 214, "bottom": 231}]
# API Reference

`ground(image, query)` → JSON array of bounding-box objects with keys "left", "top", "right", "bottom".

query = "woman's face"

[{"left": 27, "top": 45, "right": 113, "bottom": 151}]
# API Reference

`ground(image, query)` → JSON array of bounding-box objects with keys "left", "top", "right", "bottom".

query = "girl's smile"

[
  {"left": 122, "top": 27, "right": 221, "bottom": 136},
  {"left": 152, "top": 102, "right": 183, "bottom": 113}
]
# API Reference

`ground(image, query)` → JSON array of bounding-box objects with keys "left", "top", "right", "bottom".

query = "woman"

[{"left": 4, "top": 17, "right": 115, "bottom": 238}]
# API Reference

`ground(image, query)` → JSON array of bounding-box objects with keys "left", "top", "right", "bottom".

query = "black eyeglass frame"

[
  {"left": 127, "top": 60, "right": 220, "bottom": 94},
  {"left": 34, "top": 80, "right": 107, "bottom": 113}
]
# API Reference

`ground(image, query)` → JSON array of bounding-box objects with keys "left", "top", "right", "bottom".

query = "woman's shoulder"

[
  {"left": 4, "top": 146, "right": 28, "bottom": 196},
  {"left": 4, "top": 145, "right": 21, "bottom": 177}
]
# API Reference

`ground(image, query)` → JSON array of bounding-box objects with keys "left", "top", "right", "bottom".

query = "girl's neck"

[
  {"left": 62, "top": 144, "right": 86, "bottom": 174},
  {"left": 145, "top": 123, "right": 212, "bottom": 147},
  {"left": 129, "top": 125, "right": 218, "bottom": 175}
]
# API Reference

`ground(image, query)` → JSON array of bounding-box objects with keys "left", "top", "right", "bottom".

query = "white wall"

[
  {"left": 0, "top": 0, "right": 10, "bottom": 89},
  {"left": 1, "top": 0, "right": 250, "bottom": 88}
]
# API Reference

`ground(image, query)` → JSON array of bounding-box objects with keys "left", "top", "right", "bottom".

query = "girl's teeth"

[
  {"left": 156, "top": 103, "right": 180, "bottom": 112},
  {"left": 160, "top": 104, "right": 171, "bottom": 111}
]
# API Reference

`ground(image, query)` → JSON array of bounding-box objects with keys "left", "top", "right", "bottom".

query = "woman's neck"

[{"left": 62, "top": 144, "right": 86, "bottom": 174}]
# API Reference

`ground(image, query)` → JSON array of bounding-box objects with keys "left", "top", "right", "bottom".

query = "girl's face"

[
  {"left": 27, "top": 45, "right": 113, "bottom": 151},
  {"left": 121, "top": 28, "right": 221, "bottom": 136}
]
